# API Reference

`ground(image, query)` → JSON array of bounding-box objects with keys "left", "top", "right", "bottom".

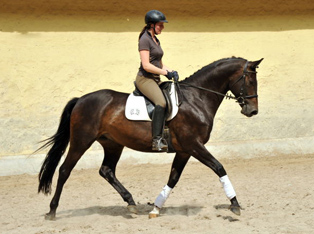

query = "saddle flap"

[{"left": 125, "top": 93, "right": 151, "bottom": 121}]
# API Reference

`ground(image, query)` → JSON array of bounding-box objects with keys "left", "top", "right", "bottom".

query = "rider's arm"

[{"left": 140, "top": 50, "right": 168, "bottom": 76}]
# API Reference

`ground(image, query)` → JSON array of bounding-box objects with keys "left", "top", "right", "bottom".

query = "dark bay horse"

[{"left": 38, "top": 57, "right": 263, "bottom": 220}]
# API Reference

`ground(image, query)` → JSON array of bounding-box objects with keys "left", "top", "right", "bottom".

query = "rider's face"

[{"left": 153, "top": 22, "right": 164, "bottom": 34}]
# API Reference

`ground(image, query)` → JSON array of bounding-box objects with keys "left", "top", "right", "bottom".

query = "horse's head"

[{"left": 229, "top": 58, "right": 263, "bottom": 117}]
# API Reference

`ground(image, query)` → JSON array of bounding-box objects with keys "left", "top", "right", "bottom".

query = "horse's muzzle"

[{"left": 241, "top": 104, "right": 258, "bottom": 117}]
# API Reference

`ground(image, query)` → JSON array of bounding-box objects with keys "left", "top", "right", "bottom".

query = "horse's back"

[
  {"left": 75, "top": 89, "right": 127, "bottom": 108},
  {"left": 70, "top": 89, "right": 128, "bottom": 124},
  {"left": 80, "top": 89, "right": 128, "bottom": 101}
]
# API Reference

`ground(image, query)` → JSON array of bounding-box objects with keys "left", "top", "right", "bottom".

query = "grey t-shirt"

[{"left": 137, "top": 30, "right": 164, "bottom": 81}]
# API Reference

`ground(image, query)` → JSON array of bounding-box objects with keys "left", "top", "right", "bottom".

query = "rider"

[{"left": 136, "top": 10, "right": 178, "bottom": 152}]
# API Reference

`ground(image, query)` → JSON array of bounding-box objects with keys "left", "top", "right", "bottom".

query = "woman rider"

[{"left": 136, "top": 10, "right": 179, "bottom": 152}]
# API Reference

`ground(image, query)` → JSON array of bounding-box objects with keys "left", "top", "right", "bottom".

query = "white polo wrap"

[
  {"left": 219, "top": 175, "right": 236, "bottom": 200},
  {"left": 154, "top": 185, "right": 172, "bottom": 208}
]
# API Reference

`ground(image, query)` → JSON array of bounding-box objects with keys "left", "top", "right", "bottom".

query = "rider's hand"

[
  {"left": 173, "top": 71, "right": 179, "bottom": 82},
  {"left": 165, "top": 70, "right": 179, "bottom": 81}
]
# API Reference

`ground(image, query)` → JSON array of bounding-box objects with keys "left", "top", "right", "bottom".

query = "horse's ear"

[{"left": 250, "top": 58, "right": 264, "bottom": 69}]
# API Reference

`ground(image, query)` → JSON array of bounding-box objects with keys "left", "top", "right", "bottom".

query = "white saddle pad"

[{"left": 125, "top": 83, "right": 179, "bottom": 121}]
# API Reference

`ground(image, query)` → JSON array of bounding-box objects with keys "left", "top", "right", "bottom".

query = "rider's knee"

[{"left": 156, "top": 100, "right": 166, "bottom": 108}]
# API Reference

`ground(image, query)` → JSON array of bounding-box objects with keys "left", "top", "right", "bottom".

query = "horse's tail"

[{"left": 37, "top": 97, "right": 79, "bottom": 194}]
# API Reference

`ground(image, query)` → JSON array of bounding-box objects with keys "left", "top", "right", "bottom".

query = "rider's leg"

[
  {"left": 135, "top": 75, "right": 166, "bottom": 107},
  {"left": 151, "top": 105, "right": 168, "bottom": 151},
  {"left": 135, "top": 76, "right": 168, "bottom": 151}
]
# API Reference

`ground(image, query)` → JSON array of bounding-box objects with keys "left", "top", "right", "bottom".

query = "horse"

[{"left": 38, "top": 57, "right": 263, "bottom": 220}]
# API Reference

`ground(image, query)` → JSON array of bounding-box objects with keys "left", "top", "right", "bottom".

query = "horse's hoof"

[
  {"left": 44, "top": 213, "right": 56, "bottom": 221},
  {"left": 127, "top": 205, "right": 138, "bottom": 214},
  {"left": 148, "top": 206, "right": 160, "bottom": 219},
  {"left": 230, "top": 205, "right": 241, "bottom": 216},
  {"left": 149, "top": 213, "right": 159, "bottom": 219}
]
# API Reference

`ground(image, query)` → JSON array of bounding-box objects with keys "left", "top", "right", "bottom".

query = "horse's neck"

[
  {"left": 190, "top": 72, "right": 229, "bottom": 98},
  {"left": 182, "top": 71, "right": 231, "bottom": 118}
]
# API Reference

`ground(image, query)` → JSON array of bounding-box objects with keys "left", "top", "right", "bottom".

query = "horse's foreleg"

[
  {"left": 220, "top": 175, "right": 241, "bottom": 215},
  {"left": 99, "top": 143, "right": 137, "bottom": 213},
  {"left": 149, "top": 153, "right": 190, "bottom": 218},
  {"left": 191, "top": 145, "right": 241, "bottom": 216}
]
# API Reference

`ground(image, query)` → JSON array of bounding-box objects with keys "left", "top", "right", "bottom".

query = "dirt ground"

[{"left": 0, "top": 154, "right": 313, "bottom": 234}]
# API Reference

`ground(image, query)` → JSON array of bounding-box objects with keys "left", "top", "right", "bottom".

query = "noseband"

[
  {"left": 229, "top": 60, "right": 258, "bottom": 105},
  {"left": 179, "top": 60, "right": 258, "bottom": 105}
]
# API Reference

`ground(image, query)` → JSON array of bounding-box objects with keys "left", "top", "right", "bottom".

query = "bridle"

[
  {"left": 229, "top": 60, "right": 258, "bottom": 105},
  {"left": 178, "top": 60, "right": 258, "bottom": 105}
]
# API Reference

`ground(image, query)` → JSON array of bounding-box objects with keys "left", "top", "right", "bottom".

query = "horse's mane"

[{"left": 181, "top": 56, "right": 245, "bottom": 82}]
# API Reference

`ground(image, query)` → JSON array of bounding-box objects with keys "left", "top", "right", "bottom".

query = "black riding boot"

[{"left": 152, "top": 105, "right": 168, "bottom": 152}]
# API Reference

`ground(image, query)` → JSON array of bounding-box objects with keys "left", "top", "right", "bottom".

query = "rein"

[
  {"left": 178, "top": 82, "right": 236, "bottom": 100},
  {"left": 177, "top": 60, "right": 257, "bottom": 105}
]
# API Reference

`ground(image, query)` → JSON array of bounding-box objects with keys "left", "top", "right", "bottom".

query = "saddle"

[{"left": 125, "top": 82, "right": 179, "bottom": 122}]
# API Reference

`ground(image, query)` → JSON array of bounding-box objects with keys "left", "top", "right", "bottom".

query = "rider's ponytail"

[{"left": 139, "top": 25, "right": 150, "bottom": 41}]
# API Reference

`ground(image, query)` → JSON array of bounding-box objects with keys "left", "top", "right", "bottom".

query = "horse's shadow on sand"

[{"left": 55, "top": 203, "right": 233, "bottom": 220}]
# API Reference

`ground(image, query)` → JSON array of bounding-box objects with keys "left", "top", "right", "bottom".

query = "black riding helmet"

[{"left": 145, "top": 10, "right": 168, "bottom": 24}]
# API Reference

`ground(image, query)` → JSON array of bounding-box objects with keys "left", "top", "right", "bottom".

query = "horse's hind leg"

[
  {"left": 98, "top": 140, "right": 137, "bottom": 213},
  {"left": 45, "top": 143, "right": 92, "bottom": 220}
]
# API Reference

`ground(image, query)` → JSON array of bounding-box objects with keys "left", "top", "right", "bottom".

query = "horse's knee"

[
  {"left": 99, "top": 166, "right": 114, "bottom": 183},
  {"left": 99, "top": 165, "right": 134, "bottom": 204},
  {"left": 216, "top": 164, "right": 226, "bottom": 177}
]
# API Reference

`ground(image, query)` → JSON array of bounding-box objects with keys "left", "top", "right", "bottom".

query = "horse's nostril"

[{"left": 251, "top": 110, "right": 258, "bottom": 115}]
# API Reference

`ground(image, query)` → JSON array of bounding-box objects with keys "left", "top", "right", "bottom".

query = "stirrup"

[{"left": 152, "top": 137, "right": 168, "bottom": 152}]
